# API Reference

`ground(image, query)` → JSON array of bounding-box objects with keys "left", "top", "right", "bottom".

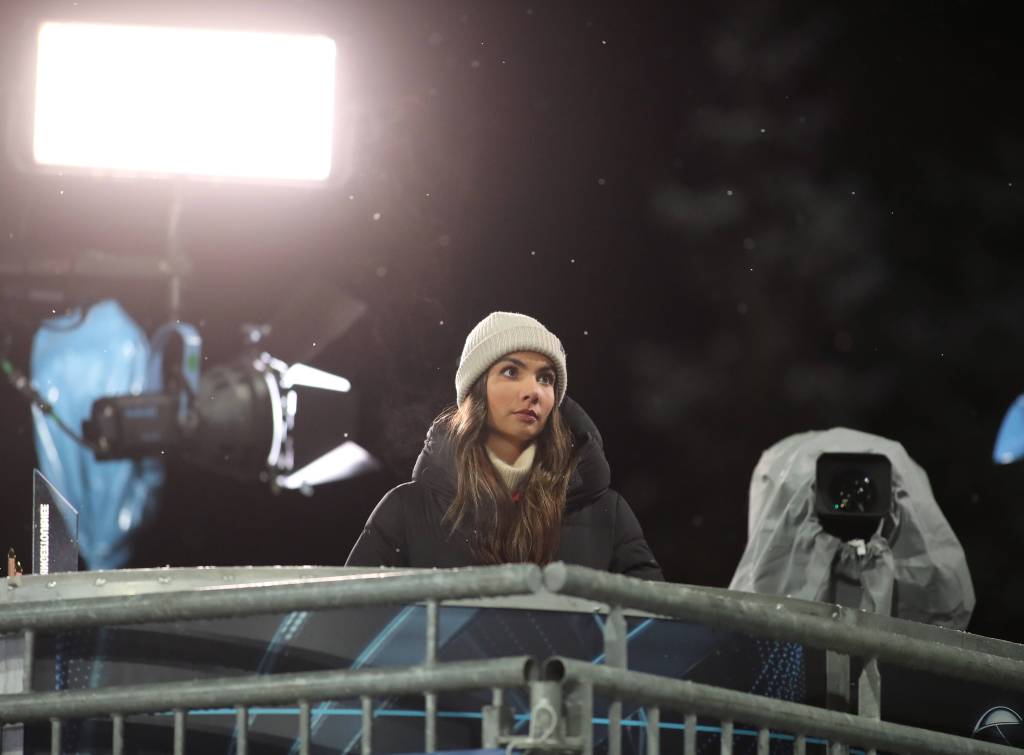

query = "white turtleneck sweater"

[{"left": 486, "top": 443, "right": 536, "bottom": 493}]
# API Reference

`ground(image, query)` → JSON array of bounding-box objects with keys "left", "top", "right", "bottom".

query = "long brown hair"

[{"left": 440, "top": 374, "right": 575, "bottom": 565}]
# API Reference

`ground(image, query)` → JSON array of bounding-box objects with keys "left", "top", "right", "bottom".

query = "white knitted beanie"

[{"left": 455, "top": 312, "right": 567, "bottom": 406}]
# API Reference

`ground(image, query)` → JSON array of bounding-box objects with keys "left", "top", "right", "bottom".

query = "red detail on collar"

[{"left": 511, "top": 492, "right": 522, "bottom": 502}]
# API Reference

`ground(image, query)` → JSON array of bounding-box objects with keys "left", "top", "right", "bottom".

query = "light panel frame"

[{"left": 30, "top": 20, "right": 339, "bottom": 183}]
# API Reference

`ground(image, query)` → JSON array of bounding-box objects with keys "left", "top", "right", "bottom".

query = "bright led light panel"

[{"left": 33, "top": 22, "right": 337, "bottom": 181}]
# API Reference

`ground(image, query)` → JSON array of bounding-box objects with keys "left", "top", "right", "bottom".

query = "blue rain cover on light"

[
  {"left": 994, "top": 394, "right": 1024, "bottom": 465},
  {"left": 31, "top": 299, "right": 165, "bottom": 569}
]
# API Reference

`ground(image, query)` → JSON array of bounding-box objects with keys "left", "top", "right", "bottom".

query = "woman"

[{"left": 346, "top": 312, "right": 662, "bottom": 580}]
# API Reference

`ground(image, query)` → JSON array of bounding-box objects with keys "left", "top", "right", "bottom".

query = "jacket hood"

[{"left": 411, "top": 396, "right": 611, "bottom": 509}]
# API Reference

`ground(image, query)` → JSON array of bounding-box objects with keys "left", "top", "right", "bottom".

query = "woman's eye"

[
  {"left": 501, "top": 366, "right": 517, "bottom": 377},
  {"left": 538, "top": 373, "right": 554, "bottom": 385}
]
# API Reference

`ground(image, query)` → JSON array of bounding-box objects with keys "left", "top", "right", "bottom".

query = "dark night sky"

[{"left": 1, "top": 2, "right": 1022, "bottom": 642}]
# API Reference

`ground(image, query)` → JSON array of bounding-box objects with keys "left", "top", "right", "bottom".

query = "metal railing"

[{"left": 0, "top": 563, "right": 1021, "bottom": 755}]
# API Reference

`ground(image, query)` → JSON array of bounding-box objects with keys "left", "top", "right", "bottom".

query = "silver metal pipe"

[
  {"left": 859, "top": 657, "right": 880, "bottom": 719},
  {"left": 360, "top": 695, "right": 373, "bottom": 755},
  {"left": 49, "top": 718, "right": 59, "bottom": 755},
  {"left": 173, "top": 708, "right": 185, "bottom": 755},
  {"left": 645, "top": 706, "right": 659, "bottom": 755},
  {"left": 426, "top": 599, "right": 438, "bottom": 665},
  {"left": 165, "top": 184, "right": 185, "bottom": 321},
  {"left": 235, "top": 706, "right": 248, "bottom": 755},
  {"left": 0, "top": 657, "right": 532, "bottom": 723},
  {"left": 0, "top": 565, "right": 543, "bottom": 632},
  {"left": 556, "top": 658, "right": 1019, "bottom": 755},
  {"left": 825, "top": 651, "right": 850, "bottom": 711},
  {"left": 684, "top": 712, "right": 696, "bottom": 755},
  {"left": 22, "top": 630, "right": 34, "bottom": 692},
  {"left": 112, "top": 713, "right": 124, "bottom": 755},
  {"left": 567, "top": 679, "right": 594, "bottom": 755},
  {"left": 425, "top": 598, "right": 438, "bottom": 753},
  {"left": 720, "top": 719, "right": 733, "bottom": 755},
  {"left": 544, "top": 564, "right": 1024, "bottom": 693},
  {"left": 425, "top": 691, "right": 437, "bottom": 752},
  {"left": 608, "top": 696, "right": 621, "bottom": 755},
  {"left": 604, "top": 604, "right": 626, "bottom": 755},
  {"left": 298, "top": 699, "right": 310, "bottom": 755},
  {"left": 757, "top": 727, "right": 769, "bottom": 755}
]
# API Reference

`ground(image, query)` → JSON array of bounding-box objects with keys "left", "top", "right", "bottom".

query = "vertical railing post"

[
  {"left": 528, "top": 678, "right": 564, "bottom": 744},
  {"left": 483, "top": 687, "right": 512, "bottom": 749},
  {"left": 22, "top": 629, "right": 34, "bottom": 693},
  {"left": 859, "top": 656, "right": 881, "bottom": 755},
  {"left": 795, "top": 733, "right": 807, "bottom": 755},
  {"left": 756, "top": 727, "right": 769, "bottom": 755},
  {"left": 0, "top": 630, "right": 30, "bottom": 755},
  {"left": 565, "top": 680, "right": 594, "bottom": 755},
  {"left": 826, "top": 638, "right": 851, "bottom": 755},
  {"left": 298, "top": 699, "right": 311, "bottom": 755},
  {"left": 424, "top": 599, "right": 439, "bottom": 753},
  {"left": 720, "top": 719, "right": 733, "bottom": 755},
  {"left": 112, "top": 713, "right": 125, "bottom": 755},
  {"left": 235, "top": 706, "right": 248, "bottom": 755},
  {"left": 683, "top": 713, "right": 697, "bottom": 755},
  {"left": 173, "top": 709, "right": 185, "bottom": 755},
  {"left": 603, "top": 605, "right": 627, "bottom": 755},
  {"left": 361, "top": 695, "right": 373, "bottom": 755},
  {"left": 645, "top": 705, "right": 660, "bottom": 755},
  {"left": 825, "top": 650, "right": 851, "bottom": 712}
]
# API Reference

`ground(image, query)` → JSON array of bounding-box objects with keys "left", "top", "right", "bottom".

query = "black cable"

[{"left": 0, "top": 356, "right": 95, "bottom": 450}]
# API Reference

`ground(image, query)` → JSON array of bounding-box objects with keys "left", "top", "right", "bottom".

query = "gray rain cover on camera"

[{"left": 729, "top": 428, "right": 975, "bottom": 629}]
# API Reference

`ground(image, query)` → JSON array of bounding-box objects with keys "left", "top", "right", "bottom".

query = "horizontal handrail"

[
  {"left": 555, "top": 658, "right": 1018, "bottom": 755},
  {"left": 0, "top": 656, "right": 533, "bottom": 723},
  {"left": 543, "top": 563, "right": 1024, "bottom": 694},
  {"left": 0, "top": 564, "right": 542, "bottom": 632},
  {"left": 4, "top": 564, "right": 1022, "bottom": 705}
]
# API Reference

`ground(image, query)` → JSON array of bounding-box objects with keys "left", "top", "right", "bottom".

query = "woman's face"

[{"left": 484, "top": 351, "right": 557, "bottom": 451}]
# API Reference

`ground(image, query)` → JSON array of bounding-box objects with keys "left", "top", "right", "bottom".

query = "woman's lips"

[{"left": 513, "top": 411, "right": 538, "bottom": 423}]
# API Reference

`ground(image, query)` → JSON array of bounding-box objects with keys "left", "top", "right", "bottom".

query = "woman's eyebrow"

[{"left": 503, "top": 357, "right": 554, "bottom": 371}]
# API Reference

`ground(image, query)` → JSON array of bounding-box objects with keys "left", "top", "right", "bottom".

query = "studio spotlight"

[
  {"left": 83, "top": 348, "right": 376, "bottom": 485},
  {"left": 30, "top": 21, "right": 339, "bottom": 182},
  {"left": 4, "top": 16, "right": 359, "bottom": 569}
]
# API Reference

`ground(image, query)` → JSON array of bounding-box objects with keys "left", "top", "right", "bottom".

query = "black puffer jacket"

[{"left": 346, "top": 397, "right": 663, "bottom": 580}]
